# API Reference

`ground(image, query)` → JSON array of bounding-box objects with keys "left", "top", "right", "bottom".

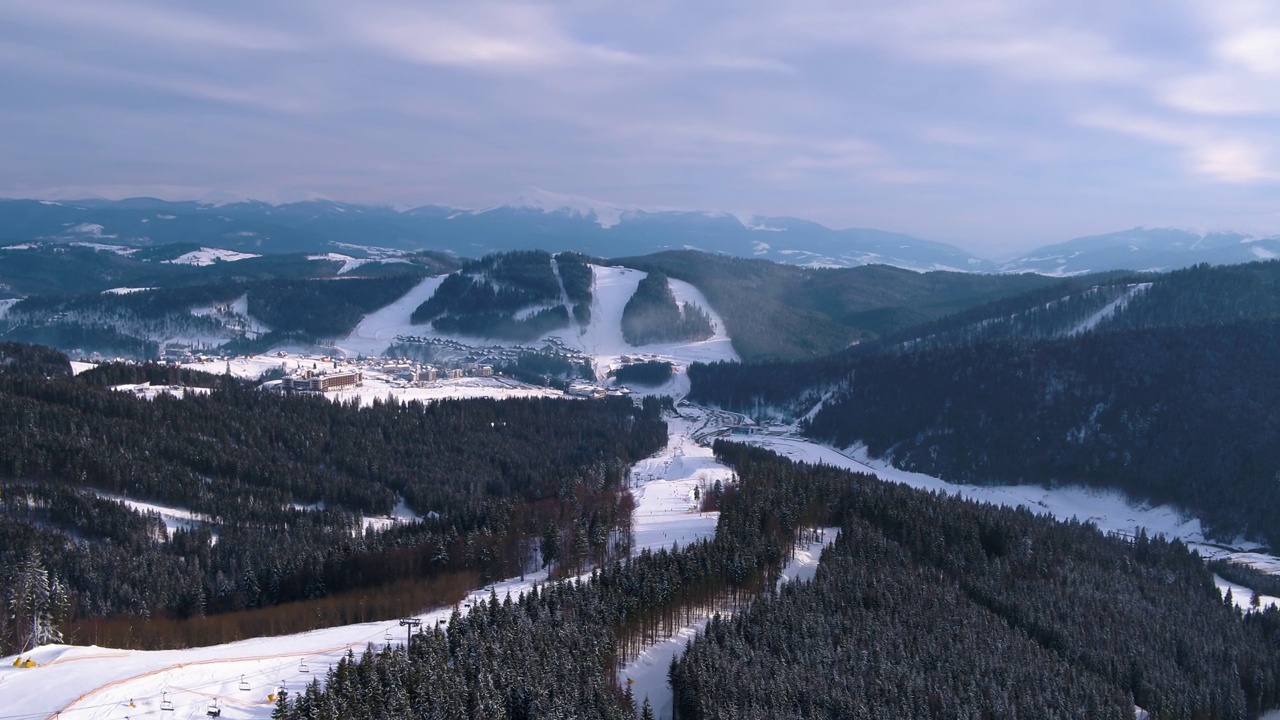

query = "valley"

[{"left": 1, "top": 252, "right": 1279, "bottom": 718}]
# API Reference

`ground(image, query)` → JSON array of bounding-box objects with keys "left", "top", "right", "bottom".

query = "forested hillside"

[
  {"left": 0, "top": 350, "right": 665, "bottom": 654},
  {"left": 411, "top": 250, "right": 593, "bottom": 341},
  {"left": 0, "top": 242, "right": 457, "bottom": 298},
  {"left": 3, "top": 273, "right": 429, "bottom": 358},
  {"left": 614, "top": 250, "right": 1057, "bottom": 360},
  {"left": 803, "top": 318, "right": 1280, "bottom": 545},
  {"left": 272, "top": 442, "right": 1280, "bottom": 719},
  {"left": 620, "top": 270, "right": 714, "bottom": 346},
  {"left": 671, "top": 446, "right": 1280, "bottom": 720}
]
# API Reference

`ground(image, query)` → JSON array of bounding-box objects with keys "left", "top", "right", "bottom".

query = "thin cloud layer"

[{"left": 0, "top": 0, "right": 1277, "bottom": 255}]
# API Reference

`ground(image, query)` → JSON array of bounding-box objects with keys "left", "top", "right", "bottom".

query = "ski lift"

[
  {"left": 238, "top": 675, "right": 251, "bottom": 691},
  {"left": 298, "top": 660, "right": 310, "bottom": 673},
  {"left": 160, "top": 692, "right": 175, "bottom": 712},
  {"left": 205, "top": 700, "right": 221, "bottom": 717},
  {"left": 384, "top": 629, "right": 393, "bottom": 641}
]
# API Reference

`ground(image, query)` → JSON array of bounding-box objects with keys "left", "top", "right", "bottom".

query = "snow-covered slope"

[
  {"left": 163, "top": 247, "right": 261, "bottom": 266},
  {"left": 334, "top": 265, "right": 738, "bottom": 387},
  {"left": 999, "top": 227, "right": 1280, "bottom": 276}
]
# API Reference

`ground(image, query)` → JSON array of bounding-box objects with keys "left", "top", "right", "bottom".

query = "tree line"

[
  {"left": 0, "top": 347, "right": 666, "bottom": 655},
  {"left": 271, "top": 441, "right": 1280, "bottom": 719}
]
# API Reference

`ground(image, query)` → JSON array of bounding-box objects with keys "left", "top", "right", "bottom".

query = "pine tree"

[{"left": 6, "top": 551, "right": 64, "bottom": 652}]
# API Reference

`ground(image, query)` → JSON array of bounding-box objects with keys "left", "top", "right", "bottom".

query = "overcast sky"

[{"left": 2, "top": 1, "right": 1278, "bottom": 256}]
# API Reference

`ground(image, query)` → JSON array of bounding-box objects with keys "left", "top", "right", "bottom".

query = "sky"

[{"left": 1, "top": 1, "right": 1279, "bottom": 256}]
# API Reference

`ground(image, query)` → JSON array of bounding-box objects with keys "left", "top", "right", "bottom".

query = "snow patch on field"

[
  {"left": 1215, "top": 575, "right": 1280, "bottom": 612},
  {"left": 164, "top": 248, "right": 260, "bottom": 266},
  {"left": 1067, "top": 282, "right": 1151, "bottom": 336},
  {"left": 307, "top": 253, "right": 373, "bottom": 274},
  {"left": 105, "top": 495, "right": 216, "bottom": 539},
  {"left": 69, "top": 241, "right": 134, "bottom": 254},
  {"left": 110, "top": 383, "right": 213, "bottom": 400},
  {"left": 103, "top": 287, "right": 153, "bottom": 295},
  {"left": 738, "top": 435, "right": 1271, "bottom": 565}
]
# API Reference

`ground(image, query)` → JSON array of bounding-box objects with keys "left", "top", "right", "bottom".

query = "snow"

[
  {"left": 7, "top": 281, "right": 1280, "bottom": 718},
  {"left": 110, "top": 382, "right": 213, "bottom": 400},
  {"left": 333, "top": 274, "right": 446, "bottom": 358},
  {"left": 67, "top": 223, "right": 115, "bottom": 238},
  {"left": 0, "top": 298, "right": 19, "bottom": 318},
  {"left": 69, "top": 241, "right": 135, "bottom": 254},
  {"left": 104, "top": 495, "right": 215, "bottom": 538},
  {"left": 69, "top": 361, "right": 97, "bottom": 375},
  {"left": 1, "top": 242, "right": 41, "bottom": 250},
  {"left": 570, "top": 266, "right": 738, "bottom": 387},
  {"left": 332, "top": 266, "right": 737, "bottom": 394},
  {"left": 735, "top": 435, "right": 1272, "bottom": 566},
  {"left": 103, "top": 287, "right": 153, "bottom": 295},
  {"left": 306, "top": 253, "right": 373, "bottom": 274},
  {"left": 1066, "top": 282, "right": 1152, "bottom": 336},
  {"left": 486, "top": 187, "right": 632, "bottom": 229},
  {"left": 1215, "top": 574, "right": 1280, "bottom": 612},
  {"left": 163, "top": 248, "right": 261, "bottom": 266},
  {"left": 1252, "top": 246, "right": 1278, "bottom": 260},
  {"left": 619, "top": 526, "right": 839, "bottom": 718}
]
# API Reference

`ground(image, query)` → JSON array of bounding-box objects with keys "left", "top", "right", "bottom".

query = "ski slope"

[{"left": 332, "top": 265, "right": 737, "bottom": 386}]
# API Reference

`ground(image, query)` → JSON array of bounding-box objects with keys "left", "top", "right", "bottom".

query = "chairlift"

[
  {"left": 160, "top": 692, "right": 175, "bottom": 712},
  {"left": 384, "top": 629, "right": 393, "bottom": 641},
  {"left": 206, "top": 699, "right": 221, "bottom": 717},
  {"left": 298, "top": 660, "right": 310, "bottom": 673},
  {"left": 238, "top": 675, "right": 251, "bottom": 691}
]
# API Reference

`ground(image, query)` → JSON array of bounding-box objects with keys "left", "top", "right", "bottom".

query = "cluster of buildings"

[
  {"left": 280, "top": 369, "right": 363, "bottom": 392},
  {"left": 276, "top": 357, "right": 496, "bottom": 393}
]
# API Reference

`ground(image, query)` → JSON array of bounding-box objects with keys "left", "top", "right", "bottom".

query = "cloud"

[
  {"left": 3, "top": 0, "right": 1280, "bottom": 253},
  {"left": 0, "top": 0, "right": 301, "bottom": 52},
  {"left": 1159, "top": 4, "right": 1280, "bottom": 117},
  {"left": 1077, "top": 111, "right": 1278, "bottom": 183},
  {"left": 348, "top": 5, "right": 643, "bottom": 71}
]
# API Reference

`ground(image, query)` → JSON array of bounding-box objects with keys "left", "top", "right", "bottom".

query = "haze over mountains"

[{"left": 4, "top": 191, "right": 1278, "bottom": 276}]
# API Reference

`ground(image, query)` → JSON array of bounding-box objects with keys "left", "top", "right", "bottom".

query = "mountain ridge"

[{"left": 3, "top": 194, "right": 1278, "bottom": 275}]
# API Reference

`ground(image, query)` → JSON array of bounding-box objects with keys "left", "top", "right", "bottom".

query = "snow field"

[{"left": 163, "top": 248, "right": 260, "bottom": 266}]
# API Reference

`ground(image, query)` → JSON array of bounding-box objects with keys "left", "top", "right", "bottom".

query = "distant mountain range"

[{"left": 2, "top": 192, "right": 1277, "bottom": 275}]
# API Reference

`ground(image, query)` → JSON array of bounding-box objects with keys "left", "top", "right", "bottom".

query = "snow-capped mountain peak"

[{"left": 490, "top": 187, "right": 631, "bottom": 229}]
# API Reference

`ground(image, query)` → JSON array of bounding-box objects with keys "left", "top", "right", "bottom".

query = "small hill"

[
  {"left": 614, "top": 250, "right": 1057, "bottom": 361},
  {"left": 620, "top": 270, "right": 714, "bottom": 346},
  {"left": 410, "top": 251, "right": 592, "bottom": 342}
]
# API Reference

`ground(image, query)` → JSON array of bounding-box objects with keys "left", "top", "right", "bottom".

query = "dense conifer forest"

[
  {"left": 612, "top": 360, "right": 675, "bottom": 386},
  {"left": 0, "top": 346, "right": 665, "bottom": 654},
  {"left": 269, "top": 442, "right": 1280, "bottom": 719},
  {"left": 802, "top": 318, "right": 1280, "bottom": 545},
  {"left": 688, "top": 261, "right": 1280, "bottom": 547},
  {"left": 620, "top": 271, "right": 714, "bottom": 346}
]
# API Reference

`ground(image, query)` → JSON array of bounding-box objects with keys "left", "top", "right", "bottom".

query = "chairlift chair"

[
  {"left": 298, "top": 660, "right": 310, "bottom": 673},
  {"left": 160, "top": 693, "right": 175, "bottom": 712},
  {"left": 206, "top": 700, "right": 221, "bottom": 717},
  {"left": 238, "top": 675, "right": 251, "bottom": 691},
  {"left": 384, "top": 629, "right": 393, "bottom": 641}
]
